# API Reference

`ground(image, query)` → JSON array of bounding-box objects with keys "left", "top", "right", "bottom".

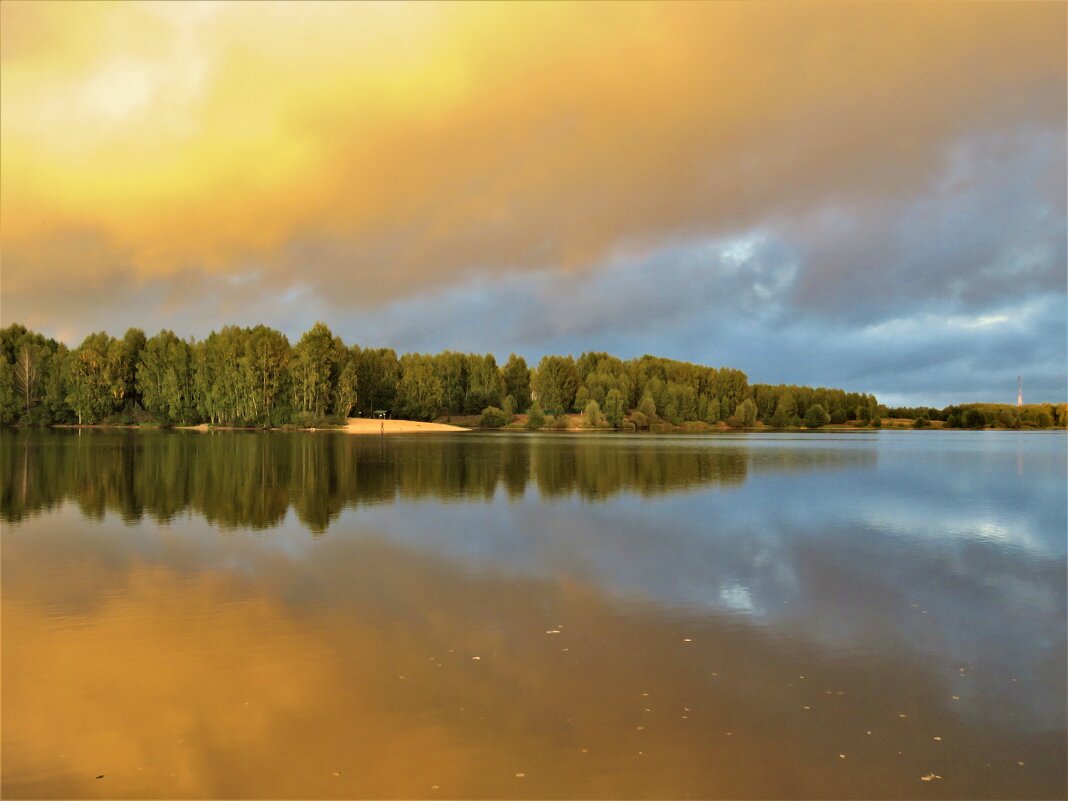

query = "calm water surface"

[{"left": 1, "top": 429, "right": 1065, "bottom": 799}]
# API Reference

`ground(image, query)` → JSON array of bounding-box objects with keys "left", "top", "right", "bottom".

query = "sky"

[{"left": 1, "top": 1, "right": 1064, "bottom": 407}]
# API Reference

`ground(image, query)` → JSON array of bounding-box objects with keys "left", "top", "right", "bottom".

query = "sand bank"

[{"left": 344, "top": 418, "right": 469, "bottom": 434}]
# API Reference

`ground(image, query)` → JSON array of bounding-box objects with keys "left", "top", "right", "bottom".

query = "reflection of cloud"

[{"left": 5, "top": 487, "right": 1065, "bottom": 797}]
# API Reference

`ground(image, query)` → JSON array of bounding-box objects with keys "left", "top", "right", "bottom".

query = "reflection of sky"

[
  {"left": 319, "top": 433, "right": 1066, "bottom": 729},
  {"left": 10, "top": 432, "right": 1066, "bottom": 737}
]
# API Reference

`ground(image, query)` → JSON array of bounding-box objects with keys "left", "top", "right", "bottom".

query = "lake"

[{"left": 1, "top": 429, "right": 1065, "bottom": 799}]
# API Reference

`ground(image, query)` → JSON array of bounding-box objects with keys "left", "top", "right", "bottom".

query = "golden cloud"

[{"left": 1, "top": 2, "right": 1063, "bottom": 315}]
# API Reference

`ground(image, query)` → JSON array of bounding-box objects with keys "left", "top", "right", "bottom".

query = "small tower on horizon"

[{"left": 1017, "top": 376, "right": 1023, "bottom": 407}]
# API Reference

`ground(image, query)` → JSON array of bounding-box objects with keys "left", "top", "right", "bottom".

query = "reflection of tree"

[{"left": 0, "top": 431, "right": 874, "bottom": 532}]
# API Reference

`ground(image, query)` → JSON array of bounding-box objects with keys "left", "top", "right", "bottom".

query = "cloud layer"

[{"left": 1, "top": 2, "right": 1064, "bottom": 403}]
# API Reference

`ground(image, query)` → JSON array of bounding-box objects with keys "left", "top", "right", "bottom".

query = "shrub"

[
  {"left": 479, "top": 406, "right": 510, "bottom": 428},
  {"left": 526, "top": 403, "right": 546, "bottom": 429},
  {"left": 551, "top": 413, "right": 570, "bottom": 429},
  {"left": 630, "top": 410, "right": 649, "bottom": 429},
  {"left": 804, "top": 404, "right": 829, "bottom": 429},
  {"left": 583, "top": 399, "right": 603, "bottom": 427},
  {"left": 638, "top": 394, "right": 657, "bottom": 419}
]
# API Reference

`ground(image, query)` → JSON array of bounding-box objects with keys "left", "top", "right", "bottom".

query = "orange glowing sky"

[{"left": 1, "top": 1, "right": 1064, "bottom": 404}]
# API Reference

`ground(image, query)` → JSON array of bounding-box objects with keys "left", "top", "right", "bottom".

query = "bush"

[
  {"left": 733, "top": 398, "right": 757, "bottom": 427},
  {"left": 630, "top": 411, "right": 649, "bottom": 429},
  {"left": 551, "top": 413, "right": 570, "bottom": 429},
  {"left": 638, "top": 394, "right": 657, "bottom": 419},
  {"left": 804, "top": 404, "right": 829, "bottom": 429},
  {"left": 913, "top": 414, "right": 930, "bottom": 429},
  {"left": 526, "top": 403, "right": 546, "bottom": 429},
  {"left": 963, "top": 409, "right": 986, "bottom": 429},
  {"left": 501, "top": 395, "right": 516, "bottom": 419},
  {"left": 479, "top": 406, "right": 510, "bottom": 428},
  {"left": 583, "top": 399, "right": 603, "bottom": 427}
]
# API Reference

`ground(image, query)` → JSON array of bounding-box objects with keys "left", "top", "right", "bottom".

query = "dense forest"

[{"left": 0, "top": 321, "right": 1058, "bottom": 430}]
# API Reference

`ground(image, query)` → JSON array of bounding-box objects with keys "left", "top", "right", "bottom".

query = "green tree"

[
  {"left": 396, "top": 354, "right": 444, "bottom": 421},
  {"left": 465, "top": 354, "right": 503, "bottom": 413},
  {"left": 584, "top": 399, "right": 603, "bottom": 427},
  {"left": 638, "top": 393, "right": 657, "bottom": 419},
  {"left": 291, "top": 323, "right": 341, "bottom": 418},
  {"left": 354, "top": 348, "right": 400, "bottom": 416},
  {"left": 12, "top": 340, "right": 44, "bottom": 417},
  {"left": 534, "top": 355, "right": 579, "bottom": 412},
  {"left": 138, "top": 330, "right": 195, "bottom": 424},
  {"left": 433, "top": 351, "right": 468, "bottom": 414},
  {"left": 804, "top": 403, "right": 829, "bottom": 428},
  {"left": 771, "top": 392, "right": 798, "bottom": 427},
  {"left": 575, "top": 386, "right": 590, "bottom": 413},
  {"left": 121, "top": 328, "right": 147, "bottom": 408},
  {"left": 604, "top": 389, "right": 625, "bottom": 428},
  {"left": 501, "top": 354, "right": 532, "bottom": 411},
  {"left": 0, "top": 360, "right": 20, "bottom": 424},
  {"left": 705, "top": 396, "right": 721, "bottom": 424},
  {"left": 963, "top": 408, "right": 986, "bottom": 429},
  {"left": 66, "top": 332, "right": 119, "bottom": 424},
  {"left": 501, "top": 394, "right": 516, "bottom": 419},
  {"left": 245, "top": 325, "right": 291, "bottom": 425},
  {"left": 335, "top": 349, "right": 359, "bottom": 419},
  {"left": 734, "top": 397, "right": 757, "bottom": 427}
]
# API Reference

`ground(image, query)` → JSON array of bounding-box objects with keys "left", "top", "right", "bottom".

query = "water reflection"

[
  {"left": 1, "top": 430, "right": 1064, "bottom": 799},
  {"left": 0, "top": 429, "right": 874, "bottom": 531}
]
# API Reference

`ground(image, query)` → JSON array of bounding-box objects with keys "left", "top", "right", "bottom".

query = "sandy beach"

[{"left": 344, "top": 418, "right": 469, "bottom": 434}]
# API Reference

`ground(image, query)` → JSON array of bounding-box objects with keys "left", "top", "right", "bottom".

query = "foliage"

[
  {"left": 803, "top": 403, "right": 829, "bottom": 428},
  {"left": 479, "top": 406, "right": 510, "bottom": 428},
  {"left": 534, "top": 355, "right": 579, "bottom": 413},
  {"left": 604, "top": 389, "right": 625, "bottom": 428},
  {"left": 502, "top": 354, "right": 532, "bottom": 411},
  {"left": 396, "top": 354, "right": 444, "bottom": 421},
  {"left": 771, "top": 392, "right": 798, "bottom": 427},
  {"left": 0, "top": 322, "right": 889, "bottom": 432},
  {"left": 583, "top": 399, "right": 603, "bottom": 427},
  {"left": 526, "top": 402, "right": 546, "bottom": 429},
  {"left": 733, "top": 398, "right": 758, "bottom": 427},
  {"left": 501, "top": 395, "right": 516, "bottom": 418},
  {"left": 638, "top": 394, "right": 657, "bottom": 419}
]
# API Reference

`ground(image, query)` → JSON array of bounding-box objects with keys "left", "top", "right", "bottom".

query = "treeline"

[
  {"left": 0, "top": 322, "right": 875, "bottom": 429},
  {"left": 886, "top": 403, "right": 1066, "bottom": 429}
]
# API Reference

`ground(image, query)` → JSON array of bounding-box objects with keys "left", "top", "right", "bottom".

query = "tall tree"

[
  {"left": 533, "top": 355, "right": 579, "bottom": 412},
  {"left": 138, "top": 330, "right": 195, "bottom": 424},
  {"left": 291, "top": 323, "right": 341, "bottom": 418},
  {"left": 335, "top": 346, "right": 359, "bottom": 418},
  {"left": 66, "top": 332, "right": 119, "bottom": 424},
  {"left": 396, "top": 354, "right": 444, "bottom": 421},
  {"left": 502, "top": 354, "right": 532, "bottom": 411},
  {"left": 244, "top": 325, "right": 291, "bottom": 425}
]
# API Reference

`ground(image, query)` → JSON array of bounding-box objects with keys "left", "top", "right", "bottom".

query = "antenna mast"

[{"left": 1017, "top": 376, "right": 1023, "bottom": 407}]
